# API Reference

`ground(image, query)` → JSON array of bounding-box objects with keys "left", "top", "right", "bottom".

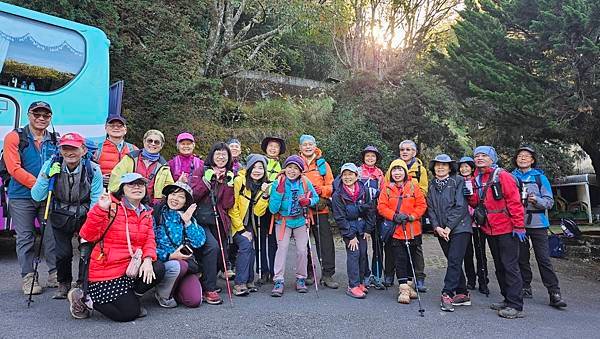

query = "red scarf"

[{"left": 343, "top": 182, "right": 360, "bottom": 202}]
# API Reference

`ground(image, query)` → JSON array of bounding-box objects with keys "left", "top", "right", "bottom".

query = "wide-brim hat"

[
  {"left": 162, "top": 181, "right": 194, "bottom": 205},
  {"left": 361, "top": 145, "right": 381, "bottom": 163},
  {"left": 429, "top": 154, "right": 457, "bottom": 173},
  {"left": 261, "top": 136, "right": 286, "bottom": 154}
]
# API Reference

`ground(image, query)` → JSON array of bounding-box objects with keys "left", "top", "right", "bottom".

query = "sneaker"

[
  {"left": 452, "top": 293, "right": 472, "bottom": 306},
  {"left": 137, "top": 306, "right": 147, "bottom": 318},
  {"left": 52, "top": 283, "right": 70, "bottom": 299},
  {"left": 383, "top": 275, "right": 394, "bottom": 287},
  {"left": 466, "top": 281, "right": 476, "bottom": 290},
  {"left": 226, "top": 270, "right": 236, "bottom": 279},
  {"left": 233, "top": 284, "right": 249, "bottom": 296},
  {"left": 416, "top": 279, "right": 427, "bottom": 292},
  {"left": 346, "top": 286, "right": 366, "bottom": 299},
  {"left": 296, "top": 278, "right": 308, "bottom": 293},
  {"left": 247, "top": 282, "right": 258, "bottom": 292},
  {"left": 155, "top": 292, "right": 178, "bottom": 308},
  {"left": 271, "top": 280, "right": 284, "bottom": 297},
  {"left": 478, "top": 284, "right": 490, "bottom": 295},
  {"left": 372, "top": 276, "right": 386, "bottom": 290},
  {"left": 47, "top": 271, "right": 58, "bottom": 288},
  {"left": 67, "top": 288, "right": 90, "bottom": 319},
  {"left": 305, "top": 275, "right": 315, "bottom": 286},
  {"left": 441, "top": 293, "right": 455, "bottom": 312},
  {"left": 359, "top": 283, "right": 368, "bottom": 294},
  {"left": 549, "top": 292, "right": 567, "bottom": 308},
  {"left": 320, "top": 275, "right": 339, "bottom": 289},
  {"left": 490, "top": 301, "right": 508, "bottom": 311},
  {"left": 22, "top": 272, "right": 42, "bottom": 295},
  {"left": 203, "top": 290, "right": 223, "bottom": 305},
  {"left": 498, "top": 307, "right": 524, "bottom": 319},
  {"left": 522, "top": 287, "right": 532, "bottom": 299}
]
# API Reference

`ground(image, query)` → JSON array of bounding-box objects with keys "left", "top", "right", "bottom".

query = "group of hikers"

[{"left": 2, "top": 101, "right": 567, "bottom": 322}]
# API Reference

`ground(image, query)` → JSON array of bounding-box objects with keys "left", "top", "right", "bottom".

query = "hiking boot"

[
  {"left": 155, "top": 292, "right": 178, "bottom": 308},
  {"left": 320, "top": 276, "right": 339, "bottom": 289},
  {"left": 490, "top": 301, "right": 508, "bottom": 311},
  {"left": 416, "top": 279, "right": 427, "bottom": 292},
  {"left": 52, "top": 283, "right": 70, "bottom": 299},
  {"left": 305, "top": 275, "right": 315, "bottom": 286},
  {"left": 67, "top": 288, "right": 90, "bottom": 319},
  {"left": 346, "top": 286, "right": 366, "bottom": 299},
  {"left": 383, "top": 275, "right": 394, "bottom": 287},
  {"left": 452, "top": 292, "right": 472, "bottom": 306},
  {"left": 47, "top": 271, "right": 58, "bottom": 288},
  {"left": 498, "top": 307, "right": 524, "bottom": 319},
  {"left": 22, "top": 273, "right": 42, "bottom": 295},
  {"left": 359, "top": 283, "right": 368, "bottom": 294},
  {"left": 522, "top": 287, "right": 532, "bottom": 299},
  {"left": 407, "top": 281, "right": 418, "bottom": 299},
  {"left": 466, "top": 281, "right": 476, "bottom": 290},
  {"left": 296, "top": 278, "right": 308, "bottom": 293},
  {"left": 478, "top": 284, "right": 490, "bottom": 295},
  {"left": 397, "top": 284, "right": 411, "bottom": 304},
  {"left": 137, "top": 306, "right": 147, "bottom": 318},
  {"left": 549, "top": 292, "right": 567, "bottom": 308},
  {"left": 233, "top": 284, "right": 249, "bottom": 296},
  {"left": 203, "top": 290, "right": 223, "bottom": 305},
  {"left": 441, "top": 293, "right": 455, "bottom": 312},
  {"left": 271, "top": 280, "right": 284, "bottom": 297},
  {"left": 247, "top": 282, "right": 258, "bottom": 292}
]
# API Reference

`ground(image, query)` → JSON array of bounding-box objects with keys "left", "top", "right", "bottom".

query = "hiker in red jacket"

[{"left": 468, "top": 146, "right": 526, "bottom": 319}]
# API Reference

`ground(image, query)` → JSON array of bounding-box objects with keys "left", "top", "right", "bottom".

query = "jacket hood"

[
  {"left": 385, "top": 159, "right": 410, "bottom": 182},
  {"left": 512, "top": 167, "right": 544, "bottom": 178}
]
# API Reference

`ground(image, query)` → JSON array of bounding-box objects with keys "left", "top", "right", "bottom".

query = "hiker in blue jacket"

[{"left": 512, "top": 146, "right": 566, "bottom": 308}]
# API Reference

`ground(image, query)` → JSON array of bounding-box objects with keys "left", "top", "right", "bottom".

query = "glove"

[
  {"left": 276, "top": 175, "right": 286, "bottom": 194},
  {"left": 314, "top": 186, "right": 323, "bottom": 195},
  {"left": 512, "top": 229, "right": 527, "bottom": 242},
  {"left": 393, "top": 213, "right": 408, "bottom": 224},
  {"left": 226, "top": 171, "right": 234, "bottom": 187},
  {"left": 203, "top": 168, "right": 215, "bottom": 182},
  {"left": 299, "top": 197, "right": 311, "bottom": 207},
  {"left": 48, "top": 162, "right": 61, "bottom": 177}
]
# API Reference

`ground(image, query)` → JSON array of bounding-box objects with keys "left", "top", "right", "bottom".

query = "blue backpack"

[{"left": 548, "top": 229, "right": 566, "bottom": 258}]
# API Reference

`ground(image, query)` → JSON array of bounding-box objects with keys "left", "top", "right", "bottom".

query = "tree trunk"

[{"left": 580, "top": 140, "right": 600, "bottom": 176}]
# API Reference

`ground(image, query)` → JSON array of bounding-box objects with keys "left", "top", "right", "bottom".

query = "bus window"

[{"left": 0, "top": 11, "right": 85, "bottom": 92}]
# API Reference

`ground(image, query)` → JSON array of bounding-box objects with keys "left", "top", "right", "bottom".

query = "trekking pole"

[
  {"left": 476, "top": 226, "right": 489, "bottom": 297},
  {"left": 28, "top": 176, "right": 56, "bottom": 307},
  {"left": 210, "top": 189, "right": 233, "bottom": 306},
  {"left": 400, "top": 220, "right": 424, "bottom": 317},
  {"left": 304, "top": 207, "right": 319, "bottom": 297},
  {"left": 373, "top": 224, "right": 386, "bottom": 290},
  {"left": 252, "top": 213, "right": 262, "bottom": 283}
]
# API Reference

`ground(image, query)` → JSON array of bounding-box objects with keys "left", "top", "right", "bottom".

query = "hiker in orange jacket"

[{"left": 298, "top": 134, "right": 338, "bottom": 289}]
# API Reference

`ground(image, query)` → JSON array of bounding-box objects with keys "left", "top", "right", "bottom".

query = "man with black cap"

[
  {"left": 512, "top": 146, "right": 566, "bottom": 308},
  {"left": 95, "top": 114, "right": 138, "bottom": 187},
  {"left": 3, "top": 101, "right": 60, "bottom": 294},
  {"left": 468, "top": 146, "right": 526, "bottom": 319}
]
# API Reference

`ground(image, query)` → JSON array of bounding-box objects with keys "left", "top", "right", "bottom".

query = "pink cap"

[
  {"left": 58, "top": 133, "right": 85, "bottom": 148},
  {"left": 177, "top": 132, "right": 195, "bottom": 143}
]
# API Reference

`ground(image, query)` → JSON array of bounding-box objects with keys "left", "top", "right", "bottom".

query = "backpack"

[
  {"left": 548, "top": 229, "right": 566, "bottom": 258},
  {"left": 0, "top": 128, "right": 59, "bottom": 185}
]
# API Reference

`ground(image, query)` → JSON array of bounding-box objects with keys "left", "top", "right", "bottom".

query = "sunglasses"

[
  {"left": 29, "top": 112, "right": 52, "bottom": 120},
  {"left": 145, "top": 138, "right": 162, "bottom": 145}
]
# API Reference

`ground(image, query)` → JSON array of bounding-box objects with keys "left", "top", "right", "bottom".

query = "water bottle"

[{"left": 464, "top": 179, "right": 474, "bottom": 196}]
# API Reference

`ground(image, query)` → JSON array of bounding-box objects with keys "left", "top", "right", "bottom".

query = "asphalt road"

[{"left": 0, "top": 233, "right": 598, "bottom": 338}]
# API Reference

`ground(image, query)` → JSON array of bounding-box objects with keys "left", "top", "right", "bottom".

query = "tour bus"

[{"left": 0, "top": 2, "right": 114, "bottom": 231}]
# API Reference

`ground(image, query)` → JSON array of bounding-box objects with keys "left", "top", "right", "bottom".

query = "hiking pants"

[
  {"left": 438, "top": 232, "right": 470, "bottom": 296},
  {"left": 308, "top": 213, "right": 336, "bottom": 278},
  {"left": 257, "top": 212, "right": 277, "bottom": 276},
  {"left": 155, "top": 260, "right": 202, "bottom": 307},
  {"left": 488, "top": 233, "right": 524, "bottom": 311},
  {"left": 391, "top": 238, "right": 417, "bottom": 284},
  {"left": 10, "top": 198, "right": 56, "bottom": 277},
  {"left": 519, "top": 228, "right": 560, "bottom": 293},
  {"left": 463, "top": 228, "right": 488, "bottom": 286},
  {"left": 94, "top": 261, "right": 165, "bottom": 322},
  {"left": 384, "top": 241, "right": 396, "bottom": 279},
  {"left": 343, "top": 236, "right": 368, "bottom": 288},
  {"left": 413, "top": 244, "right": 426, "bottom": 281},
  {"left": 206, "top": 224, "right": 229, "bottom": 272},
  {"left": 274, "top": 224, "right": 308, "bottom": 282},
  {"left": 233, "top": 231, "right": 255, "bottom": 285},
  {"left": 195, "top": 227, "right": 219, "bottom": 292},
  {"left": 52, "top": 225, "right": 83, "bottom": 285}
]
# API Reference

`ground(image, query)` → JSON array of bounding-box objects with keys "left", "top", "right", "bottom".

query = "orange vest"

[{"left": 96, "top": 139, "right": 135, "bottom": 175}]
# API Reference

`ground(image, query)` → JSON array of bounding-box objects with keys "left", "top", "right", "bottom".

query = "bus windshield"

[{"left": 0, "top": 11, "right": 85, "bottom": 92}]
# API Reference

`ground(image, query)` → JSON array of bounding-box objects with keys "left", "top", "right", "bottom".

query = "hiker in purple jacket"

[{"left": 168, "top": 132, "right": 204, "bottom": 182}]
